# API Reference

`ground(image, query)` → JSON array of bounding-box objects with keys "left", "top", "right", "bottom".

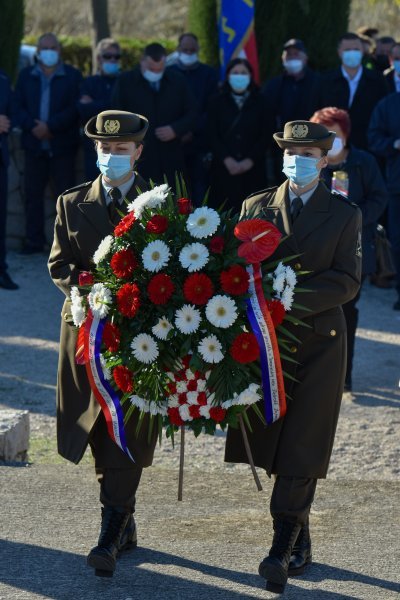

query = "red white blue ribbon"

[
  {"left": 84, "top": 309, "right": 134, "bottom": 462},
  {"left": 246, "top": 264, "right": 286, "bottom": 424}
]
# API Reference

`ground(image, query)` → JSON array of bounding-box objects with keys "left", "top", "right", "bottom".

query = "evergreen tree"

[
  {"left": 0, "top": 0, "right": 24, "bottom": 81},
  {"left": 187, "top": 0, "right": 219, "bottom": 67}
]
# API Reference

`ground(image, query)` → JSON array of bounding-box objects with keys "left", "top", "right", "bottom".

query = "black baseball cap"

[{"left": 283, "top": 38, "right": 306, "bottom": 52}]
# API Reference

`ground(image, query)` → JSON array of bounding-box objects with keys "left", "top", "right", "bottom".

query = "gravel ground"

[{"left": 1, "top": 251, "right": 399, "bottom": 480}]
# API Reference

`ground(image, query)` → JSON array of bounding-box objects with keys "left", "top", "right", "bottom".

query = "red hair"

[{"left": 310, "top": 107, "right": 351, "bottom": 140}]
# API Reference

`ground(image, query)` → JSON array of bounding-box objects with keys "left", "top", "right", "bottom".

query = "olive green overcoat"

[
  {"left": 48, "top": 174, "right": 157, "bottom": 466},
  {"left": 225, "top": 180, "right": 362, "bottom": 478}
]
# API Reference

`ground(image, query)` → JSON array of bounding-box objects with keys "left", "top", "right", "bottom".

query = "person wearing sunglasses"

[{"left": 78, "top": 38, "right": 123, "bottom": 180}]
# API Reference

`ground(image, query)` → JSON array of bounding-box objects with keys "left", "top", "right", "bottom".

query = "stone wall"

[{"left": 6, "top": 131, "right": 85, "bottom": 250}]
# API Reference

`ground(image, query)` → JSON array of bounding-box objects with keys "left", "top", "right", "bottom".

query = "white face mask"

[
  {"left": 328, "top": 137, "right": 344, "bottom": 158},
  {"left": 142, "top": 69, "right": 164, "bottom": 83},
  {"left": 179, "top": 52, "right": 198, "bottom": 66},
  {"left": 283, "top": 59, "right": 304, "bottom": 75}
]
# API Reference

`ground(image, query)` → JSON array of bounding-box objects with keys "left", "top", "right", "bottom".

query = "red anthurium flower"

[
  {"left": 234, "top": 219, "right": 281, "bottom": 263},
  {"left": 146, "top": 215, "right": 168, "bottom": 234},
  {"left": 266, "top": 299, "right": 286, "bottom": 327},
  {"left": 110, "top": 248, "right": 138, "bottom": 279},
  {"left": 114, "top": 212, "right": 136, "bottom": 237},
  {"left": 147, "top": 273, "right": 175, "bottom": 305},
  {"left": 113, "top": 365, "right": 134, "bottom": 393},
  {"left": 230, "top": 332, "right": 260, "bottom": 364},
  {"left": 102, "top": 322, "right": 121, "bottom": 352},
  {"left": 78, "top": 271, "right": 94, "bottom": 286},
  {"left": 183, "top": 273, "right": 214, "bottom": 305},
  {"left": 220, "top": 264, "right": 249, "bottom": 295},
  {"left": 116, "top": 283, "right": 140, "bottom": 318}
]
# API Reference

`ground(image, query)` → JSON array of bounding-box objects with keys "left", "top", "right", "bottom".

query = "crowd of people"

[{"left": 0, "top": 28, "right": 399, "bottom": 308}]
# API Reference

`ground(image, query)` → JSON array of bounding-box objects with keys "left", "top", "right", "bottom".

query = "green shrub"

[{"left": 0, "top": 0, "right": 24, "bottom": 81}]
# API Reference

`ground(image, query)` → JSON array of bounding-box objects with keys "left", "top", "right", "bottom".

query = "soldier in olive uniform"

[
  {"left": 225, "top": 121, "right": 362, "bottom": 593},
  {"left": 48, "top": 111, "right": 157, "bottom": 578}
]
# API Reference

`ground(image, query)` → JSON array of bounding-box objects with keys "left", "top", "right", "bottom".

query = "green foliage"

[
  {"left": 0, "top": 0, "right": 24, "bottom": 81},
  {"left": 255, "top": 0, "right": 351, "bottom": 81},
  {"left": 22, "top": 35, "right": 176, "bottom": 76},
  {"left": 187, "top": 0, "right": 219, "bottom": 67}
]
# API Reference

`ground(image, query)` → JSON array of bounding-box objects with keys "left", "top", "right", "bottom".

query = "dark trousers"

[
  {"left": 0, "top": 160, "right": 8, "bottom": 274},
  {"left": 24, "top": 151, "right": 76, "bottom": 248},
  {"left": 270, "top": 476, "right": 317, "bottom": 525},
  {"left": 388, "top": 193, "right": 400, "bottom": 295},
  {"left": 342, "top": 276, "right": 365, "bottom": 382},
  {"left": 89, "top": 412, "right": 142, "bottom": 513}
]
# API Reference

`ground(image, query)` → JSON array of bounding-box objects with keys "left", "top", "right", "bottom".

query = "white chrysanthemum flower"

[
  {"left": 284, "top": 266, "right": 297, "bottom": 288},
  {"left": 130, "top": 395, "right": 146, "bottom": 410},
  {"left": 197, "top": 379, "right": 206, "bottom": 392},
  {"left": 205, "top": 295, "right": 238, "bottom": 329},
  {"left": 131, "top": 333, "right": 159, "bottom": 364},
  {"left": 199, "top": 405, "right": 210, "bottom": 419},
  {"left": 176, "top": 381, "right": 188, "bottom": 394},
  {"left": 152, "top": 316, "right": 173, "bottom": 340},
  {"left": 127, "top": 184, "right": 169, "bottom": 218},
  {"left": 198, "top": 335, "right": 224, "bottom": 363},
  {"left": 185, "top": 369, "right": 195, "bottom": 381},
  {"left": 70, "top": 286, "right": 86, "bottom": 327},
  {"left": 273, "top": 272, "right": 285, "bottom": 294},
  {"left": 99, "top": 354, "right": 111, "bottom": 380},
  {"left": 281, "top": 287, "right": 294, "bottom": 311},
  {"left": 179, "top": 243, "right": 209, "bottom": 272},
  {"left": 238, "top": 384, "right": 261, "bottom": 406},
  {"left": 274, "top": 262, "right": 286, "bottom": 276},
  {"left": 93, "top": 235, "right": 113, "bottom": 265},
  {"left": 142, "top": 240, "right": 170, "bottom": 272},
  {"left": 88, "top": 283, "right": 112, "bottom": 319},
  {"left": 175, "top": 304, "right": 201, "bottom": 334},
  {"left": 186, "top": 207, "right": 220, "bottom": 239},
  {"left": 168, "top": 395, "right": 180, "bottom": 408},
  {"left": 179, "top": 404, "right": 193, "bottom": 421},
  {"left": 222, "top": 398, "right": 233, "bottom": 409},
  {"left": 186, "top": 391, "right": 199, "bottom": 405}
]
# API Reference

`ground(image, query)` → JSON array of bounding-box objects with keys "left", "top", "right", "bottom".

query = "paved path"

[{"left": 1, "top": 252, "right": 400, "bottom": 598}]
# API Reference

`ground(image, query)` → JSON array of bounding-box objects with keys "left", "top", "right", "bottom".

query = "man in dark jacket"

[
  {"left": 111, "top": 43, "right": 197, "bottom": 188},
  {"left": 383, "top": 42, "right": 400, "bottom": 94},
  {"left": 262, "top": 39, "right": 320, "bottom": 185},
  {"left": 0, "top": 70, "right": 18, "bottom": 289},
  {"left": 14, "top": 32, "right": 82, "bottom": 253},
  {"left": 317, "top": 32, "right": 388, "bottom": 151},
  {"left": 78, "top": 38, "right": 122, "bottom": 180},
  {"left": 169, "top": 33, "right": 218, "bottom": 203},
  {"left": 225, "top": 121, "right": 361, "bottom": 593},
  {"left": 368, "top": 92, "right": 400, "bottom": 309}
]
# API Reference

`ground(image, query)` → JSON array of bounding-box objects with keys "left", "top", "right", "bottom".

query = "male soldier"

[
  {"left": 225, "top": 121, "right": 362, "bottom": 593},
  {"left": 48, "top": 110, "right": 156, "bottom": 578}
]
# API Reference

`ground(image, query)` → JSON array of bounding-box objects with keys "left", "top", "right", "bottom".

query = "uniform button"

[
  {"left": 290, "top": 345, "right": 297, "bottom": 353},
  {"left": 294, "top": 262, "right": 302, "bottom": 270},
  {"left": 330, "top": 329, "right": 336, "bottom": 337}
]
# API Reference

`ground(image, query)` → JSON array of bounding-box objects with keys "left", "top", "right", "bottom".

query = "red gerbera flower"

[
  {"left": 110, "top": 248, "right": 138, "bottom": 279},
  {"left": 168, "top": 406, "right": 184, "bottom": 426},
  {"left": 177, "top": 197, "right": 192, "bottom": 214},
  {"left": 183, "top": 273, "right": 214, "bottom": 305},
  {"left": 145, "top": 214, "right": 168, "bottom": 234},
  {"left": 220, "top": 265, "right": 249, "bottom": 295},
  {"left": 116, "top": 283, "right": 140, "bottom": 318},
  {"left": 113, "top": 365, "right": 134, "bottom": 393},
  {"left": 147, "top": 273, "right": 175, "bottom": 305},
  {"left": 230, "top": 332, "right": 260, "bottom": 364},
  {"left": 209, "top": 406, "right": 227, "bottom": 422},
  {"left": 102, "top": 322, "right": 121, "bottom": 353},
  {"left": 209, "top": 236, "right": 225, "bottom": 253},
  {"left": 189, "top": 405, "right": 201, "bottom": 419},
  {"left": 114, "top": 212, "right": 136, "bottom": 237},
  {"left": 266, "top": 299, "right": 286, "bottom": 327}
]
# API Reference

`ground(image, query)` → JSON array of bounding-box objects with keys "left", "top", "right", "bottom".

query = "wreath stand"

[{"left": 177, "top": 413, "right": 263, "bottom": 501}]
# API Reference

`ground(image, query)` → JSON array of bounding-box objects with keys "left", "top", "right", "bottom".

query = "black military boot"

[
  {"left": 258, "top": 519, "right": 301, "bottom": 593},
  {"left": 87, "top": 506, "right": 133, "bottom": 577},
  {"left": 288, "top": 520, "right": 312, "bottom": 576}
]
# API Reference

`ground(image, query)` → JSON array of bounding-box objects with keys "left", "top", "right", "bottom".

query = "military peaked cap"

[
  {"left": 85, "top": 110, "right": 149, "bottom": 142},
  {"left": 273, "top": 120, "right": 335, "bottom": 150}
]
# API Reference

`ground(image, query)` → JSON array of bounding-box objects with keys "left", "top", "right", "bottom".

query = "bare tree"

[{"left": 88, "top": 0, "right": 110, "bottom": 73}]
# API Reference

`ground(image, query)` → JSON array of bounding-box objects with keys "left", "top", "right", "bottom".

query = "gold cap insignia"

[
  {"left": 104, "top": 119, "right": 120, "bottom": 134},
  {"left": 292, "top": 124, "right": 308, "bottom": 138}
]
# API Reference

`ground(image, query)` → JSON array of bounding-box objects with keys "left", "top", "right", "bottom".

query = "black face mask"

[{"left": 375, "top": 54, "right": 390, "bottom": 72}]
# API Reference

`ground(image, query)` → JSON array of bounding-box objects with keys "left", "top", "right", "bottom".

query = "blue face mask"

[
  {"left": 282, "top": 154, "right": 321, "bottom": 187},
  {"left": 96, "top": 152, "right": 132, "bottom": 180},
  {"left": 102, "top": 61, "right": 120, "bottom": 76},
  {"left": 342, "top": 49, "right": 363, "bottom": 68},
  {"left": 393, "top": 60, "right": 400, "bottom": 74},
  {"left": 143, "top": 69, "right": 164, "bottom": 83},
  {"left": 229, "top": 73, "right": 251, "bottom": 92},
  {"left": 38, "top": 49, "right": 59, "bottom": 68}
]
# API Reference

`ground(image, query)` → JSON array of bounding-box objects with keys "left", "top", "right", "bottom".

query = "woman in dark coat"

[
  {"left": 310, "top": 107, "right": 388, "bottom": 390},
  {"left": 206, "top": 58, "right": 267, "bottom": 213}
]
